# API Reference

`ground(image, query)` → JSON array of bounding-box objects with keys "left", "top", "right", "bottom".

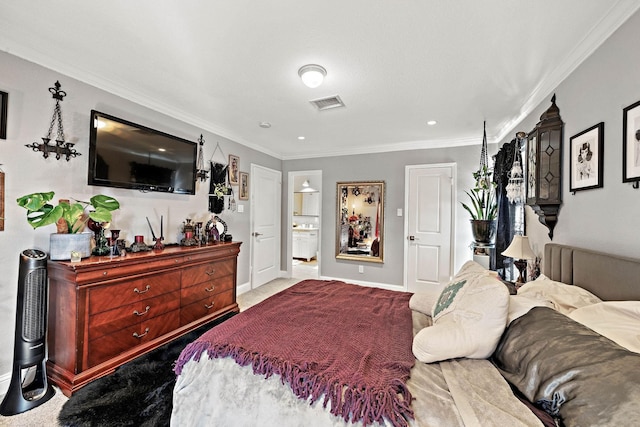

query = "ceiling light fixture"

[
  {"left": 300, "top": 179, "right": 316, "bottom": 192},
  {"left": 427, "top": 120, "right": 437, "bottom": 126},
  {"left": 259, "top": 122, "right": 271, "bottom": 128},
  {"left": 298, "top": 136, "right": 305, "bottom": 140},
  {"left": 298, "top": 64, "right": 326, "bottom": 88}
]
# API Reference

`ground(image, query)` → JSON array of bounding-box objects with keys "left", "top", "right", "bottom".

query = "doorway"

[
  {"left": 404, "top": 163, "right": 456, "bottom": 292},
  {"left": 288, "top": 170, "right": 322, "bottom": 280}
]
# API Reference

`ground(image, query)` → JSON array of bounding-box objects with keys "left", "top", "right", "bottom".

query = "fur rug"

[{"left": 58, "top": 316, "right": 232, "bottom": 426}]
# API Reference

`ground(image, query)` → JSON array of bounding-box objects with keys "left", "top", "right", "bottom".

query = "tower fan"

[{"left": 0, "top": 249, "right": 55, "bottom": 415}]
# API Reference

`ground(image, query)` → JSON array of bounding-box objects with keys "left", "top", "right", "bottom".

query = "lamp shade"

[
  {"left": 298, "top": 64, "right": 326, "bottom": 88},
  {"left": 501, "top": 235, "right": 535, "bottom": 260}
]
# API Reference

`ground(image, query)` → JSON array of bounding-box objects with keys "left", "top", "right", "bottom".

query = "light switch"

[
  {"left": 237, "top": 204, "right": 244, "bottom": 213},
  {"left": 397, "top": 208, "right": 403, "bottom": 216}
]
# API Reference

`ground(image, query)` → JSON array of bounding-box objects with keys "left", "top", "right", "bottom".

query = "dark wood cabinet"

[{"left": 46, "top": 242, "right": 241, "bottom": 396}]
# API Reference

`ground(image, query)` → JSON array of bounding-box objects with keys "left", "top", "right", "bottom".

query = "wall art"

[
  {"left": 239, "top": 171, "right": 249, "bottom": 200},
  {"left": 569, "top": 122, "right": 604, "bottom": 192},
  {"left": 0, "top": 91, "right": 7, "bottom": 139},
  {"left": 623, "top": 99, "right": 640, "bottom": 185},
  {"left": 228, "top": 154, "right": 239, "bottom": 185}
]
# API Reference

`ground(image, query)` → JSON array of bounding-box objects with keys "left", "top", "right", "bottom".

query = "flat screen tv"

[{"left": 88, "top": 110, "right": 197, "bottom": 194}]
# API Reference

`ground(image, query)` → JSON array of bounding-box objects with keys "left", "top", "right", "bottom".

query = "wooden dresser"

[{"left": 46, "top": 242, "right": 241, "bottom": 396}]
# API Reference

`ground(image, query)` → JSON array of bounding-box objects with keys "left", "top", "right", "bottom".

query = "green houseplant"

[
  {"left": 17, "top": 191, "right": 120, "bottom": 259},
  {"left": 17, "top": 192, "right": 120, "bottom": 232},
  {"left": 461, "top": 166, "right": 498, "bottom": 244}
]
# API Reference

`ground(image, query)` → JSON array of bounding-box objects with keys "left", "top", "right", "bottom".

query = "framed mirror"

[{"left": 336, "top": 181, "right": 384, "bottom": 263}]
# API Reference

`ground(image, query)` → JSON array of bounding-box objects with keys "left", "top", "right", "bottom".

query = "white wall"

[{"left": 0, "top": 51, "right": 280, "bottom": 386}]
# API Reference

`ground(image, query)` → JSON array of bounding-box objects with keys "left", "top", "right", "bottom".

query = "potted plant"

[
  {"left": 17, "top": 191, "right": 120, "bottom": 259},
  {"left": 461, "top": 166, "right": 498, "bottom": 244},
  {"left": 209, "top": 183, "right": 231, "bottom": 214}
]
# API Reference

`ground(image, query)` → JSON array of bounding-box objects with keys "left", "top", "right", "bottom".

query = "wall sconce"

[
  {"left": 298, "top": 64, "right": 326, "bottom": 88},
  {"left": 25, "top": 81, "right": 81, "bottom": 161},
  {"left": 526, "top": 94, "right": 564, "bottom": 239},
  {"left": 195, "top": 134, "right": 209, "bottom": 182}
]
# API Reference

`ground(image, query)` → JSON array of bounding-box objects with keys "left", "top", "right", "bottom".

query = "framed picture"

[
  {"left": 569, "top": 122, "right": 604, "bottom": 192},
  {"left": 0, "top": 91, "right": 7, "bottom": 140},
  {"left": 623, "top": 99, "right": 640, "bottom": 183},
  {"left": 228, "top": 154, "right": 239, "bottom": 185},
  {"left": 239, "top": 172, "right": 249, "bottom": 200}
]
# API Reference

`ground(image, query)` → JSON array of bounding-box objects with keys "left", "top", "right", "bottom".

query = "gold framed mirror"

[{"left": 336, "top": 181, "right": 384, "bottom": 263}]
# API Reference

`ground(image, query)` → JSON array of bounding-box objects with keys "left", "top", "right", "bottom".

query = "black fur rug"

[{"left": 58, "top": 316, "right": 232, "bottom": 427}]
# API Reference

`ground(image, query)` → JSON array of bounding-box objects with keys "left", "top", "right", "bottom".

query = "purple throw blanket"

[{"left": 175, "top": 279, "right": 415, "bottom": 426}]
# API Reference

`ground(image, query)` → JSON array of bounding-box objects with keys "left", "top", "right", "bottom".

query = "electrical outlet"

[{"left": 358, "top": 265, "right": 364, "bottom": 273}]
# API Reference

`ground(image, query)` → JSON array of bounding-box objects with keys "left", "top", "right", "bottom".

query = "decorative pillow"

[
  {"left": 408, "top": 288, "right": 442, "bottom": 315},
  {"left": 516, "top": 274, "right": 601, "bottom": 314},
  {"left": 412, "top": 261, "right": 509, "bottom": 363},
  {"left": 568, "top": 301, "right": 640, "bottom": 353}
]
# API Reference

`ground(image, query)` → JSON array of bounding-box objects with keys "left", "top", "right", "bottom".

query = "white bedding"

[{"left": 171, "top": 311, "right": 543, "bottom": 427}]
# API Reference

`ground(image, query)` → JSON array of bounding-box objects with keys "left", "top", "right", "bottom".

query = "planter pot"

[
  {"left": 470, "top": 219, "right": 497, "bottom": 244},
  {"left": 209, "top": 196, "right": 225, "bottom": 214},
  {"left": 49, "top": 232, "right": 92, "bottom": 260}
]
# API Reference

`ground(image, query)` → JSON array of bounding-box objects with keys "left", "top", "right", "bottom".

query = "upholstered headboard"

[{"left": 544, "top": 243, "right": 640, "bottom": 301}]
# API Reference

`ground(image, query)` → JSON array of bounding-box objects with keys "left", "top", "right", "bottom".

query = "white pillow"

[
  {"left": 409, "top": 287, "right": 442, "bottom": 316},
  {"left": 568, "top": 301, "right": 640, "bottom": 354},
  {"left": 516, "top": 274, "right": 601, "bottom": 314},
  {"left": 412, "top": 261, "right": 509, "bottom": 363},
  {"left": 507, "top": 294, "right": 554, "bottom": 325}
]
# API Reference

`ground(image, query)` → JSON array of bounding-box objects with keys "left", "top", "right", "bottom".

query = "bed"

[{"left": 171, "top": 243, "right": 640, "bottom": 426}]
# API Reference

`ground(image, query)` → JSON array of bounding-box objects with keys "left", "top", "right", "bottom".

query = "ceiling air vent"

[{"left": 309, "top": 95, "right": 345, "bottom": 111}]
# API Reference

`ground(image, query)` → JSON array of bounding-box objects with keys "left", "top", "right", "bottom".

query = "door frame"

[
  {"left": 403, "top": 163, "right": 457, "bottom": 290},
  {"left": 287, "top": 170, "right": 322, "bottom": 278}
]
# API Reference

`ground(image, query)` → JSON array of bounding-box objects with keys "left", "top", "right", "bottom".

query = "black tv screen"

[{"left": 88, "top": 110, "right": 197, "bottom": 194}]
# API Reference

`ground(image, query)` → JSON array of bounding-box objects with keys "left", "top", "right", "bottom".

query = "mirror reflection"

[{"left": 336, "top": 181, "right": 384, "bottom": 263}]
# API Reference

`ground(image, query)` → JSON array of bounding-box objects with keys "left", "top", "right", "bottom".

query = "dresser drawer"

[
  {"left": 89, "top": 270, "right": 181, "bottom": 315},
  {"left": 180, "top": 289, "right": 234, "bottom": 326},
  {"left": 181, "top": 259, "right": 234, "bottom": 287},
  {"left": 88, "top": 290, "right": 180, "bottom": 341},
  {"left": 87, "top": 309, "right": 180, "bottom": 368},
  {"left": 180, "top": 275, "right": 234, "bottom": 307}
]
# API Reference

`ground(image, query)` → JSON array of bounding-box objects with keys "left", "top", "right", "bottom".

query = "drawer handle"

[
  {"left": 205, "top": 269, "right": 216, "bottom": 276},
  {"left": 133, "top": 306, "right": 150, "bottom": 316},
  {"left": 204, "top": 301, "right": 216, "bottom": 309},
  {"left": 205, "top": 285, "right": 216, "bottom": 292},
  {"left": 133, "top": 327, "right": 150, "bottom": 338},
  {"left": 134, "top": 285, "right": 151, "bottom": 294}
]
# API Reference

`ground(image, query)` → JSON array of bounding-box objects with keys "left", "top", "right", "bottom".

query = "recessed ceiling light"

[
  {"left": 259, "top": 122, "right": 271, "bottom": 128},
  {"left": 298, "top": 136, "right": 305, "bottom": 140},
  {"left": 427, "top": 120, "right": 438, "bottom": 126}
]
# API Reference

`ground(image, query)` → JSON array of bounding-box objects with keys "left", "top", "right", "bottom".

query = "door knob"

[
  {"left": 408, "top": 236, "right": 418, "bottom": 241},
  {"left": 252, "top": 232, "right": 262, "bottom": 237}
]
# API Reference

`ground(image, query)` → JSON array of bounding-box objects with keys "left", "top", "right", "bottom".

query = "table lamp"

[{"left": 501, "top": 235, "right": 535, "bottom": 283}]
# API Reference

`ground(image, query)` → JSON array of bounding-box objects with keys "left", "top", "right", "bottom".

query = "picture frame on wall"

[
  {"left": 228, "top": 154, "right": 239, "bottom": 185},
  {"left": 0, "top": 91, "right": 7, "bottom": 140},
  {"left": 623, "top": 99, "right": 640, "bottom": 184},
  {"left": 239, "top": 172, "right": 249, "bottom": 200},
  {"left": 569, "top": 122, "right": 604, "bottom": 192}
]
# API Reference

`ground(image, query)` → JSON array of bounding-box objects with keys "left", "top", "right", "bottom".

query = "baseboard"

[
  {"left": 236, "top": 281, "right": 252, "bottom": 296},
  {"left": 320, "top": 275, "right": 406, "bottom": 292},
  {"left": 0, "top": 371, "right": 10, "bottom": 400}
]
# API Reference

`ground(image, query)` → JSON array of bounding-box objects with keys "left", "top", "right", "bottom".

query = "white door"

[
  {"left": 405, "top": 164, "right": 455, "bottom": 293},
  {"left": 251, "top": 164, "right": 281, "bottom": 288}
]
